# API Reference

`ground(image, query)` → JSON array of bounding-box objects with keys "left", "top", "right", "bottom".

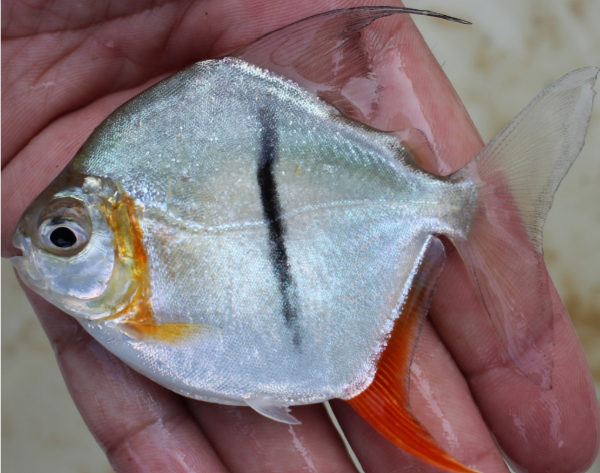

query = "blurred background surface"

[{"left": 2, "top": 1, "right": 599, "bottom": 472}]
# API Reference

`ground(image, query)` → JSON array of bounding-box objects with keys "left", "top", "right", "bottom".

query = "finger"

[
  {"left": 21, "top": 283, "right": 229, "bottom": 473},
  {"left": 430, "top": 245, "right": 600, "bottom": 473},
  {"left": 187, "top": 401, "right": 359, "bottom": 473},
  {"left": 3, "top": 0, "right": 200, "bottom": 165},
  {"left": 331, "top": 321, "right": 508, "bottom": 473},
  {"left": 349, "top": 8, "right": 483, "bottom": 171}
]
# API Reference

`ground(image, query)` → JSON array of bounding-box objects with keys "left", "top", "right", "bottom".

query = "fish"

[{"left": 9, "top": 6, "right": 598, "bottom": 473}]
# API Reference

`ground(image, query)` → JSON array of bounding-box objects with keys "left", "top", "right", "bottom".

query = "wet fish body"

[{"left": 18, "top": 57, "right": 475, "bottom": 404}]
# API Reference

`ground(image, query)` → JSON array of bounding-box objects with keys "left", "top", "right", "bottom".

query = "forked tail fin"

[{"left": 452, "top": 67, "right": 598, "bottom": 389}]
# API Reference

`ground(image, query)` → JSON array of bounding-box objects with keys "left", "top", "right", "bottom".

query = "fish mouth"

[{"left": 10, "top": 233, "right": 47, "bottom": 292}]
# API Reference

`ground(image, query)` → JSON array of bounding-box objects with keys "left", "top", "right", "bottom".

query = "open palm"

[{"left": 2, "top": 1, "right": 599, "bottom": 472}]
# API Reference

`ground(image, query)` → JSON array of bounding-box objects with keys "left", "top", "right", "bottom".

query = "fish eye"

[
  {"left": 36, "top": 198, "right": 92, "bottom": 256},
  {"left": 49, "top": 227, "right": 78, "bottom": 248}
]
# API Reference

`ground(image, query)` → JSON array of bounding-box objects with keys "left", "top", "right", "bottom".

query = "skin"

[{"left": 2, "top": 0, "right": 599, "bottom": 472}]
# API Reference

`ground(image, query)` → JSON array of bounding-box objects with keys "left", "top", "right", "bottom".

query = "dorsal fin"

[
  {"left": 229, "top": 7, "right": 469, "bottom": 125},
  {"left": 348, "top": 236, "right": 479, "bottom": 473}
]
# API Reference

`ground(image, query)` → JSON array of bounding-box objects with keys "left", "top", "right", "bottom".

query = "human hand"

[{"left": 2, "top": 1, "right": 599, "bottom": 472}]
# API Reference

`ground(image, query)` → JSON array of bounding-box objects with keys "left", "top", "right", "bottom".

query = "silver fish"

[{"left": 10, "top": 7, "right": 598, "bottom": 473}]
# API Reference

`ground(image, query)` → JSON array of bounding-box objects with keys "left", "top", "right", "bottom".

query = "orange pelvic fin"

[
  {"left": 348, "top": 237, "right": 479, "bottom": 473},
  {"left": 121, "top": 321, "right": 217, "bottom": 343}
]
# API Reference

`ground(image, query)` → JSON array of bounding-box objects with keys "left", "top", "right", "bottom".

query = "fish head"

[{"left": 11, "top": 171, "right": 142, "bottom": 322}]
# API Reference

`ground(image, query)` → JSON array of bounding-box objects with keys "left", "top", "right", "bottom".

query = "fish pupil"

[{"left": 50, "top": 227, "right": 77, "bottom": 248}]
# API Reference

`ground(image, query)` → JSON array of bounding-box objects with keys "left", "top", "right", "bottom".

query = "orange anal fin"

[
  {"left": 348, "top": 237, "right": 479, "bottom": 473},
  {"left": 121, "top": 322, "right": 216, "bottom": 343}
]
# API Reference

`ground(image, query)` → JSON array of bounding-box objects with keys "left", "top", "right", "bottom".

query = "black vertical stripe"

[{"left": 257, "top": 108, "right": 301, "bottom": 347}]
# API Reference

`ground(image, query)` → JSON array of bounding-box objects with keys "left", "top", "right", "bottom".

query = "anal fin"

[
  {"left": 348, "top": 236, "right": 479, "bottom": 473},
  {"left": 246, "top": 397, "right": 301, "bottom": 425}
]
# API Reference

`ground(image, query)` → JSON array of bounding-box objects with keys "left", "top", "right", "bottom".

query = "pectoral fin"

[
  {"left": 121, "top": 322, "right": 218, "bottom": 343},
  {"left": 246, "top": 397, "right": 301, "bottom": 425},
  {"left": 348, "top": 237, "right": 478, "bottom": 473}
]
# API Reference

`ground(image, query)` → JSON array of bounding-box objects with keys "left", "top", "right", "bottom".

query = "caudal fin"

[{"left": 453, "top": 67, "right": 598, "bottom": 388}]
